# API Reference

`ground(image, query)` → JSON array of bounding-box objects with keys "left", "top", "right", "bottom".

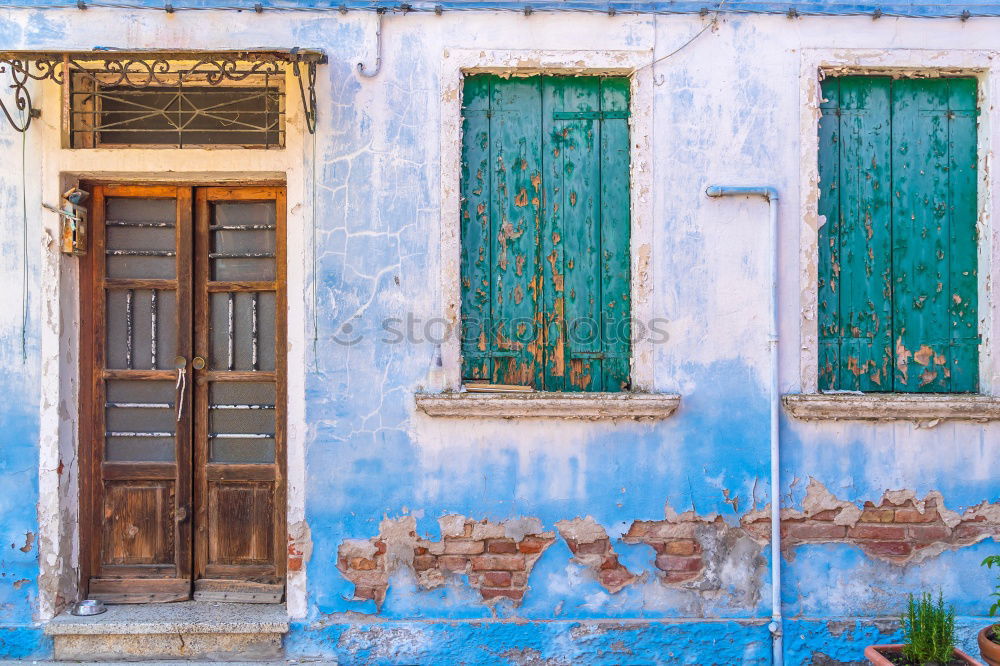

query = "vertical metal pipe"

[
  {"left": 705, "top": 185, "right": 782, "bottom": 666},
  {"left": 251, "top": 292, "right": 259, "bottom": 371},
  {"left": 125, "top": 288, "right": 134, "bottom": 369},
  {"left": 357, "top": 9, "right": 385, "bottom": 78},
  {"left": 227, "top": 291, "right": 235, "bottom": 371},
  {"left": 150, "top": 289, "right": 158, "bottom": 368},
  {"left": 766, "top": 194, "right": 782, "bottom": 666},
  {"left": 264, "top": 70, "right": 270, "bottom": 149}
]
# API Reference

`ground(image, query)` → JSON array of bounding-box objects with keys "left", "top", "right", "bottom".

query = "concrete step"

[{"left": 44, "top": 601, "right": 289, "bottom": 662}]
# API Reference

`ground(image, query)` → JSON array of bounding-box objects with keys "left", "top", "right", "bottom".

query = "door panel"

[
  {"left": 84, "top": 184, "right": 193, "bottom": 603},
  {"left": 193, "top": 187, "right": 286, "bottom": 602},
  {"left": 101, "top": 480, "right": 175, "bottom": 565},
  {"left": 82, "top": 183, "right": 284, "bottom": 604},
  {"left": 208, "top": 482, "right": 275, "bottom": 564}
]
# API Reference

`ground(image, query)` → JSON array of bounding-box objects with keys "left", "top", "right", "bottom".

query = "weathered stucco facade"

[{"left": 1, "top": 1, "right": 999, "bottom": 663}]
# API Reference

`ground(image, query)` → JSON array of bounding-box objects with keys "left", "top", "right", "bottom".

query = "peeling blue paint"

[
  {"left": 0, "top": 5, "right": 999, "bottom": 664},
  {"left": 286, "top": 619, "right": 773, "bottom": 664}
]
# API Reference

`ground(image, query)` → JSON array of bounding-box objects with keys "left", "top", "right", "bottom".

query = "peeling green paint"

[
  {"left": 460, "top": 75, "right": 631, "bottom": 391},
  {"left": 818, "top": 75, "right": 979, "bottom": 392}
]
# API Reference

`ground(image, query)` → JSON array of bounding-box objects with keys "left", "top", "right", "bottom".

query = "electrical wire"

[
  {"left": 641, "top": 0, "right": 726, "bottom": 83},
  {"left": 310, "top": 104, "right": 319, "bottom": 367},
  {"left": 20, "top": 106, "right": 28, "bottom": 362}
]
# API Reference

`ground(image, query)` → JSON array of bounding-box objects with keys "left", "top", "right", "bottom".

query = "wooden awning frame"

[{"left": 0, "top": 48, "right": 327, "bottom": 134}]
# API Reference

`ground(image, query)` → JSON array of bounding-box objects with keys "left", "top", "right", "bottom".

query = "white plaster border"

[
  {"left": 34, "top": 66, "right": 313, "bottom": 621},
  {"left": 437, "top": 48, "right": 656, "bottom": 394},
  {"left": 797, "top": 48, "right": 1000, "bottom": 396}
]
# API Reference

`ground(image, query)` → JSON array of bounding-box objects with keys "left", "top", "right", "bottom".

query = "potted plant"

[
  {"left": 980, "top": 556, "right": 1000, "bottom": 666},
  {"left": 865, "top": 592, "right": 981, "bottom": 665}
]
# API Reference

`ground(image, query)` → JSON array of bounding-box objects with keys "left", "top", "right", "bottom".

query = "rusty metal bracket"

[
  {"left": 0, "top": 48, "right": 327, "bottom": 134},
  {"left": 0, "top": 60, "right": 47, "bottom": 131},
  {"left": 291, "top": 50, "right": 319, "bottom": 134}
]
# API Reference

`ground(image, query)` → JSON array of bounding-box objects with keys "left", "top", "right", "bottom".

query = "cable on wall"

[
  {"left": 310, "top": 111, "right": 319, "bottom": 367},
  {"left": 639, "top": 0, "right": 725, "bottom": 86},
  {"left": 20, "top": 106, "right": 28, "bottom": 362}
]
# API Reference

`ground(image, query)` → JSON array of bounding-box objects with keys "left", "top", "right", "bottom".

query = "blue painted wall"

[
  {"left": 0, "top": 129, "right": 46, "bottom": 658},
  {"left": 0, "top": 6, "right": 998, "bottom": 665}
]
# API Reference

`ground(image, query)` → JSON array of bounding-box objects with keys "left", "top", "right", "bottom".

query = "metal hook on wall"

[{"left": 357, "top": 8, "right": 385, "bottom": 78}]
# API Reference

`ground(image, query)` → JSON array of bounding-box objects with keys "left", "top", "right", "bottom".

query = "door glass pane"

[
  {"left": 105, "top": 198, "right": 177, "bottom": 279},
  {"left": 209, "top": 291, "right": 275, "bottom": 371},
  {"left": 210, "top": 202, "right": 276, "bottom": 281},
  {"left": 106, "top": 289, "right": 177, "bottom": 370},
  {"left": 104, "top": 380, "right": 175, "bottom": 462},
  {"left": 209, "top": 382, "right": 275, "bottom": 463}
]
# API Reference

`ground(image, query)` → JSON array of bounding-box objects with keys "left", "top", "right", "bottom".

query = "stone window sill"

[
  {"left": 783, "top": 393, "right": 1000, "bottom": 422},
  {"left": 414, "top": 391, "right": 681, "bottom": 420}
]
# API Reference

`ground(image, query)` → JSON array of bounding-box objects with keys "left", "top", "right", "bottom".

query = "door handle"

[
  {"left": 174, "top": 356, "right": 187, "bottom": 422},
  {"left": 192, "top": 356, "right": 206, "bottom": 370}
]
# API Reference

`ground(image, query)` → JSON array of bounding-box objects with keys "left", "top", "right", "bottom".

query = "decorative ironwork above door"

[{"left": 0, "top": 49, "right": 325, "bottom": 138}]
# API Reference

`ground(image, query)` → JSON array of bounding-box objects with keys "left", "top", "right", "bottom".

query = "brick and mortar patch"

[
  {"left": 336, "top": 515, "right": 555, "bottom": 608},
  {"left": 555, "top": 517, "right": 640, "bottom": 593},
  {"left": 287, "top": 520, "right": 312, "bottom": 573},
  {"left": 622, "top": 514, "right": 712, "bottom": 586},
  {"left": 741, "top": 478, "right": 1000, "bottom": 564},
  {"left": 337, "top": 481, "right": 1000, "bottom": 609},
  {"left": 619, "top": 505, "right": 768, "bottom": 599}
]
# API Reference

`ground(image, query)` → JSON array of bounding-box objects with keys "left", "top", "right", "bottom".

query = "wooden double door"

[{"left": 80, "top": 184, "right": 286, "bottom": 603}]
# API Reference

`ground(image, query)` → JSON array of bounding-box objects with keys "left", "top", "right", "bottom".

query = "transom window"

[
  {"left": 68, "top": 64, "right": 285, "bottom": 148},
  {"left": 817, "top": 75, "right": 979, "bottom": 392}
]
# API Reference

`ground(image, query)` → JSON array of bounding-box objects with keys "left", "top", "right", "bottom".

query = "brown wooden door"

[
  {"left": 192, "top": 187, "right": 286, "bottom": 602},
  {"left": 81, "top": 184, "right": 285, "bottom": 603}
]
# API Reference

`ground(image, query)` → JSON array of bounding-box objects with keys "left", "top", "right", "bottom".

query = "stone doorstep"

[{"left": 44, "top": 602, "right": 289, "bottom": 662}]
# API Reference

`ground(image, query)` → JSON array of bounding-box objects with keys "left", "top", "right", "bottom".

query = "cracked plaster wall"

[{"left": 0, "top": 6, "right": 999, "bottom": 664}]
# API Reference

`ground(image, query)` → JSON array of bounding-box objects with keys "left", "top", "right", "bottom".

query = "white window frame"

[
  {"left": 437, "top": 48, "right": 656, "bottom": 393},
  {"left": 796, "top": 48, "right": 999, "bottom": 397}
]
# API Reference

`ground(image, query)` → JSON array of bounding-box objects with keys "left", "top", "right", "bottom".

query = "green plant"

[
  {"left": 900, "top": 592, "right": 955, "bottom": 665},
  {"left": 984, "top": 555, "right": 1000, "bottom": 617}
]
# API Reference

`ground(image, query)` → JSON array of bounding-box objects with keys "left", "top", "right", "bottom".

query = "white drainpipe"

[{"left": 705, "top": 185, "right": 783, "bottom": 666}]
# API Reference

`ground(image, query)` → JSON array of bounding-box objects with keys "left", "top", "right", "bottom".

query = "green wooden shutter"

[
  {"left": 818, "top": 76, "right": 978, "bottom": 393},
  {"left": 461, "top": 75, "right": 631, "bottom": 392},
  {"left": 596, "top": 78, "right": 632, "bottom": 392},
  {"left": 818, "top": 76, "right": 894, "bottom": 391},
  {"left": 460, "top": 75, "right": 545, "bottom": 387},
  {"left": 460, "top": 75, "right": 494, "bottom": 381}
]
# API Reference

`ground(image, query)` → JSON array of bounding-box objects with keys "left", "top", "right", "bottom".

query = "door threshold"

[{"left": 45, "top": 600, "right": 289, "bottom": 636}]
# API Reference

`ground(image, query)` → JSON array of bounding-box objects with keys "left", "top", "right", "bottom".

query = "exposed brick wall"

[
  {"left": 337, "top": 516, "right": 555, "bottom": 608},
  {"left": 339, "top": 539, "right": 388, "bottom": 606},
  {"left": 287, "top": 520, "right": 312, "bottom": 573},
  {"left": 413, "top": 526, "right": 555, "bottom": 604},
  {"left": 741, "top": 481, "right": 1000, "bottom": 564},
  {"left": 623, "top": 519, "right": 708, "bottom": 584},
  {"left": 335, "top": 482, "right": 1000, "bottom": 610},
  {"left": 556, "top": 518, "right": 639, "bottom": 593}
]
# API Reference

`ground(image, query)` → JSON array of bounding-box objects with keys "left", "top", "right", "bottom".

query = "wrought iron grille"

[
  {"left": 0, "top": 50, "right": 324, "bottom": 136},
  {"left": 71, "top": 70, "right": 284, "bottom": 148}
]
